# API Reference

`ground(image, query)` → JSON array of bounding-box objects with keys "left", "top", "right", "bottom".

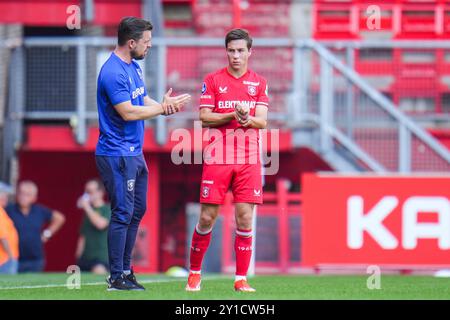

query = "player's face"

[
  {"left": 131, "top": 30, "right": 152, "bottom": 60},
  {"left": 226, "top": 39, "right": 251, "bottom": 72}
]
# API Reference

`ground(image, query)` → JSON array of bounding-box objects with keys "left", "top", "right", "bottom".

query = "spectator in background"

[
  {"left": 0, "top": 182, "right": 19, "bottom": 274},
  {"left": 75, "top": 178, "right": 111, "bottom": 275},
  {"left": 6, "top": 180, "right": 66, "bottom": 273}
]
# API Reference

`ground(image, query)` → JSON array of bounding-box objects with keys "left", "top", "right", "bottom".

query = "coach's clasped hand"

[{"left": 162, "top": 88, "right": 191, "bottom": 116}]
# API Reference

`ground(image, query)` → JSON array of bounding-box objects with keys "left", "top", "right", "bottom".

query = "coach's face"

[
  {"left": 130, "top": 30, "right": 152, "bottom": 60},
  {"left": 226, "top": 39, "right": 251, "bottom": 72}
]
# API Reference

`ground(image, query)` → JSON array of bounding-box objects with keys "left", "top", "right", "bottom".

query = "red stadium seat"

[
  {"left": 313, "top": 2, "right": 359, "bottom": 39},
  {"left": 192, "top": 3, "right": 233, "bottom": 36},
  {"left": 396, "top": 4, "right": 438, "bottom": 39},
  {"left": 313, "top": 0, "right": 448, "bottom": 40},
  {"left": 443, "top": 4, "right": 450, "bottom": 38},
  {"left": 192, "top": 1, "right": 291, "bottom": 37},
  {"left": 240, "top": 3, "right": 290, "bottom": 37},
  {"left": 312, "top": 1, "right": 450, "bottom": 114}
]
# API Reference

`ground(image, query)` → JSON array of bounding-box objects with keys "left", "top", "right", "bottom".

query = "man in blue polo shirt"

[
  {"left": 6, "top": 181, "right": 66, "bottom": 273},
  {"left": 96, "top": 17, "right": 190, "bottom": 291}
]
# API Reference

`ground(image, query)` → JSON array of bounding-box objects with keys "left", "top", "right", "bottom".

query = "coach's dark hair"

[
  {"left": 225, "top": 28, "right": 252, "bottom": 50},
  {"left": 117, "top": 17, "right": 153, "bottom": 46}
]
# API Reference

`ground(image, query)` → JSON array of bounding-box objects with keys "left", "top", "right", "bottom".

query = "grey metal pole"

[
  {"left": 319, "top": 56, "right": 333, "bottom": 153},
  {"left": 84, "top": 0, "right": 95, "bottom": 22},
  {"left": 155, "top": 44, "right": 167, "bottom": 145},
  {"left": 292, "top": 45, "right": 305, "bottom": 125},
  {"left": 76, "top": 43, "right": 87, "bottom": 144},
  {"left": 2, "top": 46, "right": 24, "bottom": 182},
  {"left": 346, "top": 46, "right": 355, "bottom": 140},
  {"left": 399, "top": 124, "right": 412, "bottom": 173},
  {"left": 142, "top": 0, "right": 167, "bottom": 146}
]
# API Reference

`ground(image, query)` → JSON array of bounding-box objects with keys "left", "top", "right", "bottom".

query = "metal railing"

[
  {"left": 4, "top": 37, "right": 450, "bottom": 173},
  {"left": 19, "top": 36, "right": 294, "bottom": 144},
  {"left": 309, "top": 40, "right": 450, "bottom": 172}
]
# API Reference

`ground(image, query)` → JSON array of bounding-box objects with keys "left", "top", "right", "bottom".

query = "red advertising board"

[{"left": 302, "top": 173, "right": 450, "bottom": 267}]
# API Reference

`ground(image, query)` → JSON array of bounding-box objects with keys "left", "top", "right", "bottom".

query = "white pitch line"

[
  {"left": 0, "top": 278, "right": 185, "bottom": 290},
  {"left": 0, "top": 275, "right": 228, "bottom": 291}
]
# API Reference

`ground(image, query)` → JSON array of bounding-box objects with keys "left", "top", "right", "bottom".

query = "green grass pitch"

[{"left": 0, "top": 273, "right": 450, "bottom": 300}]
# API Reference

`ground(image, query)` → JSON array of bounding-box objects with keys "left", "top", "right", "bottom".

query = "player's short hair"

[
  {"left": 225, "top": 28, "right": 253, "bottom": 50},
  {"left": 117, "top": 17, "right": 153, "bottom": 46}
]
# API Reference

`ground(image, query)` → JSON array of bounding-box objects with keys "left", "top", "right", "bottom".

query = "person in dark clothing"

[{"left": 6, "top": 180, "right": 65, "bottom": 273}]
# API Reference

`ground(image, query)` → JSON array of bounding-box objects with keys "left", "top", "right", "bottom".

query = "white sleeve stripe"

[
  {"left": 199, "top": 104, "right": 215, "bottom": 108},
  {"left": 256, "top": 102, "right": 269, "bottom": 106}
]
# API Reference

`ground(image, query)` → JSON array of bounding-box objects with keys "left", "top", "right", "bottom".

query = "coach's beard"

[{"left": 131, "top": 49, "right": 147, "bottom": 60}]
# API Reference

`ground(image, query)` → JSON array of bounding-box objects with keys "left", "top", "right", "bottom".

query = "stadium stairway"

[{"left": 288, "top": 40, "right": 450, "bottom": 173}]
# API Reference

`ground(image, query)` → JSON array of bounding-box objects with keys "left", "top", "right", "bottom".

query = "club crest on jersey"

[
  {"left": 202, "top": 186, "right": 210, "bottom": 198},
  {"left": 202, "top": 82, "right": 207, "bottom": 94},
  {"left": 248, "top": 86, "right": 256, "bottom": 96},
  {"left": 127, "top": 179, "right": 135, "bottom": 192}
]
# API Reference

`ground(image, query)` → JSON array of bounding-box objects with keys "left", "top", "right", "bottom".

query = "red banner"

[{"left": 302, "top": 173, "right": 450, "bottom": 267}]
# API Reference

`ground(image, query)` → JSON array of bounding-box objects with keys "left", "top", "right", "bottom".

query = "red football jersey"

[{"left": 199, "top": 67, "right": 269, "bottom": 164}]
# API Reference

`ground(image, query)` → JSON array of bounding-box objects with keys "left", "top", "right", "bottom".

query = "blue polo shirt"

[
  {"left": 95, "top": 52, "right": 147, "bottom": 156},
  {"left": 6, "top": 204, "right": 52, "bottom": 261}
]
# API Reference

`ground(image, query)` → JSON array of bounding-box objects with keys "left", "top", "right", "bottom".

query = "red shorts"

[{"left": 199, "top": 163, "right": 263, "bottom": 205}]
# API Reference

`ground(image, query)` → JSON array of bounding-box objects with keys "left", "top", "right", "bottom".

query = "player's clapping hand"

[
  {"left": 162, "top": 88, "right": 191, "bottom": 116},
  {"left": 234, "top": 102, "right": 250, "bottom": 125}
]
